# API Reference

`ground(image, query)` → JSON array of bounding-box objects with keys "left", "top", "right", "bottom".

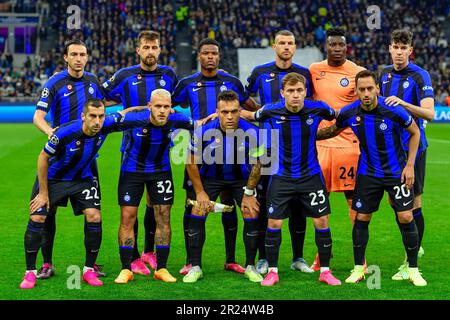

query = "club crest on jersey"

[
  {"left": 280, "top": 116, "right": 286, "bottom": 120},
  {"left": 355, "top": 200, "right": 362, "bottom": 209},
  {"left": 88, "top": 86, "right": 94, "bottom": 95},
  {"left": 76, "top": 140, "right": 81, "bottom": 146},
  {"left": 268, "top": 205, "right": 274, "bottom": 214},
  {"left": 320, "top": 71, "right": 326, "bottom": 77},
  {"left": 356, "top": 116, "right": 361, "bottom": 122},
  {"left": 197, "top": 82, "right": 202, "bottom": 87},
  {"left": 340, "top": 77, "right": 349, "bottom": 87},
  {"left": 109, "top": 75, "right": 115, "bottom": 82},
  {"left": 159, "top": 79, "right": 166, "bottom": 87},
  {"left": 124, "top": 193, "right": 131, "bottom": 202},
  {"left": 379, "top": 122, "right": 388, "bottom": 131},
  {"left": 220, "top": 85, "right": 227, "bottom": 92},
  {"left": 143, "top": 128, "right": 148, "bottom": 134},
  {"left": 270, "top": 72, "right": 275, "bottom": 77},
  {"left": 67, "top": 84, "right": 73, "bottom": 91},
  {"left": 215, "top": 138, "right": 221, "bottom": 144},
  {"left": 41, "top": 88, "right": 49, "bottom": 98},
  {"left": 403, "top": 81, "right": 409, "bottom": 89},
  {"left": 137, "top": 74, "right": 142, "bottom": 80},
  {"left": 306, "top": 117, "right": 314, "bottom": 125}
]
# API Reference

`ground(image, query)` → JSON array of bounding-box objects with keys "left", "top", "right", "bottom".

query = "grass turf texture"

[{"left": 0, "top": 123, "right": 449, "bottom": 300}]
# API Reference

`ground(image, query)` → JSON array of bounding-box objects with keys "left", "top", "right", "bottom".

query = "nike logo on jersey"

[
  {"left": 164, "top": 197, "right": 173, "bottom": 201},
  {"left": 265, "top": 78, "right": 275, "bottom": 82},
  {"left": 132, "top": 81, "right": 142, "bottom": 85},
  {"left": 382, "top": 80, "right": 389, "bottom": 84},
  {"left": 324, "top": 243, "right": 332, "bottom": 248},
  {"left": 64, "top": 92, "right": 74, "bottom": 97},
  {"left": 275, "top": 120, "right": 286, "bottom": 124},
  {"left": 344, "top": 183, "right": 352, "bottom": 187},
  {"left": 192, "top": 87, "right": 202, "bottom": 92},
  {"left": 403, "top": 200, "right": 413, "bottom": 206},
  {"left": 318, "top": 207, "right": 328, "bottom": 213},
  {"left": 136, "top": 133, "right": 147, "bottom": 137},
  {"left": 69, "top": 148, "right": 80, "bottom": 152},
  {"left": 351, "top": 123, "right": 360, "bottom": 127},
  {"left": 94, "top": 202, "right": 100, "bottom": 206}
]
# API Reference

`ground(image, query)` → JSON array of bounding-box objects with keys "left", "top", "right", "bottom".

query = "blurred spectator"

[{"left": 1, "top": 0, "right": 448, "bottom": 101}]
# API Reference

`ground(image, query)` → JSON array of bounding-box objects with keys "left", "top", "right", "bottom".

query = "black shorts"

[
  {"left": 352, "top": 174, "right": 414, "bottom": 213},
  {"left": 183, "top": 166, "right": 199, "bottom": 193},
  {"left": 30, "top": 178, "right": 101, "bottom": 216},
  {"left": 202, "top": 178, "right": 246, "bottom": 207},
  {"left": 118, "top": 171, "right": 174, "bottom": 206},
  {"left": 266, "top": 174, "right": 331, "bottom": 220},
  {"left": 414, "top": 150, "right": 426, "bottom": 195}
]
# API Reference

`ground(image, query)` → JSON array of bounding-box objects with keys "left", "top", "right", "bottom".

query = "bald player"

[{"left": 309, "top": 27, "right": 365, "bottom": 271}]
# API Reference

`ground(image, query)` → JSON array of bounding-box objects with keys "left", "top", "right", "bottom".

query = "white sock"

[
  {"left": 320, "top": 267, "right": 330, "bottom": 273},
  {"left": 83, "top": 266, "right": 94, "bottom": 274},
  {"left": 26, "top": 270, "right": 37, "bottom": 275},
  {"left": 268, "top": 267, "right": 278, "bottom": 273}
]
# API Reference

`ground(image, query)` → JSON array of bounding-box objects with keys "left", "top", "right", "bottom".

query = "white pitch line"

[
  {"left": 428, "top": 138, "right": 450, "bottom": 144},
  {"left": 427, "top": 161, "right": 450, "bottom": 165}
]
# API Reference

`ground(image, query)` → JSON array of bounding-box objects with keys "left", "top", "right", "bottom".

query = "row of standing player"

[{"left": 20, "top": 26, "right": 433, "bottom": 288}]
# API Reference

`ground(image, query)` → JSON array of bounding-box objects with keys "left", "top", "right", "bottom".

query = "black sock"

[
  {"left": 352, "top": 219, "right": 370, "bottom": 265},
  {"left": 188, "top": 215, "right": 206, "bottom": 268},
  {"left": 144, "top": 206, "right": 156, "bottom": 253},
  {"left": 265, "top": 228, "right": 282, "bottom": 268},
  {"left": 24, "top": 220, "right": 44, "bottom": 270},
  {"left": 243, "top": 218, "right": 259, "bottom": 267},
  {"left": 41, "top": 208, "right": 56, "bottom": 264},
  {"left": 257, "top": 212, "right": 267, "bottom": 260},
  {"left": 183, "top": 206, "right": 191, "bottom": 264},
  {"left": 222, "top": 209, "right": 238, "bottom": 263},
  {"left": 400, "top": 221, "right": 419, "bottom": 267},
  {"left": 132, "top": 217, "right": 140, "bottom": 260},
  {"left": 156, "top": 245, "right": 170, "bottom": 270},
  {"left": 119, "top": 246, "right": 133, "bottom": 270},
  {"left": 413, "top": 208, "right": 424, "bottom": 247},
  {"left": 84, "top": 222, "right": 102, "bottom": 268},
  {"left": 315, "top": 228, "right": 332, "bottom": 268},
  {"left": 289, "top": 213, "right": 306, "bottom": 261}
]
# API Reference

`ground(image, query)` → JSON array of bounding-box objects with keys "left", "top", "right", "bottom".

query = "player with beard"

[
  {"left": 246, "top": 29, "right": 314, "bottom": 274},
  {"left": 102, "top": 31, "right": 178, "bottom": 275},
  {"left": 173, "top": 38, "right": 258, "bottom": 276}
]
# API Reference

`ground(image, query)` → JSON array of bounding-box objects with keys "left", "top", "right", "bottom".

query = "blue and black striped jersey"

[
  {"left": 102, "top": 64, "right": 178, "bottom": 152},
  {"left": 336, "top": 96, "right": 414, "bottom": 179},
  {"left": 102, "top": 64, "right": 178, "bottom": 107},
  {"left": 36, "top": 70, "right": 104, "bottom": 127},
  {"left": 379, "top": 63, "right": 434, "bottom": 152},
  {"left": 44, "top": 110, "right": 151, "bottom": 181},
  {"left": 121, "top": 113, "right": 194, "bottom": 174},
  {"left": 246, "top": 61, "right": 313, "bottom": 104},
  {"left": 173, "top": 70, "right": 249, "bottom": 120},
  {"left": 254, "top": 100, "right": 335, "bottom": 179},
  {"left": 190, "top": 118, "right": 259, "bottom": 181}
]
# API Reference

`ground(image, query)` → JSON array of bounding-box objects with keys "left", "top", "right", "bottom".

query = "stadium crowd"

[{"left": 0, "top": 0, "right": 449, "bottom": 105}]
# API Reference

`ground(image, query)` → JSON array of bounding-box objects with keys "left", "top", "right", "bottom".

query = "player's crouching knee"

[
  {"left": 397, "top": 211, "right": 413, "bottom": 224},
  {"left": 85, "top": 209, "right": 102, "bottom": 223},
  {"left": 30, "top": 214, "right": 46, "bottom": 223}
]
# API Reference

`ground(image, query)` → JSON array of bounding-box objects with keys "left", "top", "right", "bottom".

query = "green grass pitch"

[{"left": 0, "top": 123, "right": 449, "bottom": 300}]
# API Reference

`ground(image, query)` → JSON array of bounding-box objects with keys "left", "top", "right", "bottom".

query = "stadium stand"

[{"left": 0, "top": 0, "right": 448, "bottom": 104}]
